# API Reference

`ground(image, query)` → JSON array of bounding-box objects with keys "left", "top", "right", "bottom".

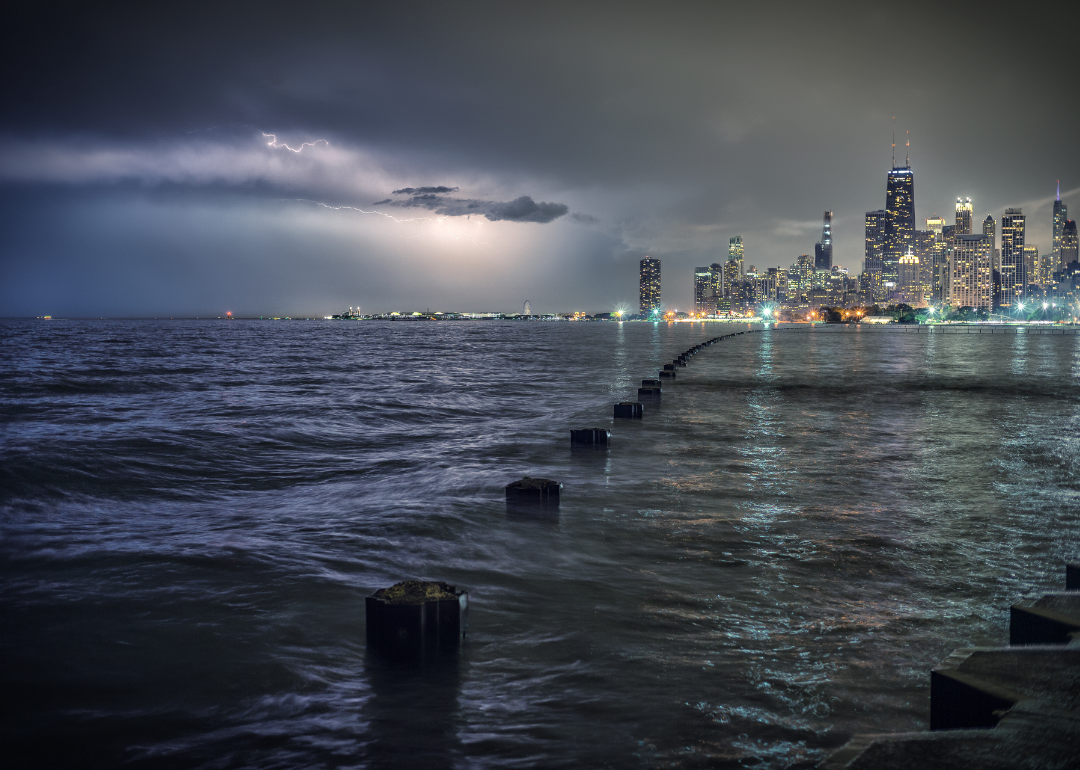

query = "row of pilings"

[{"left": 366, "top": 327, "right": 765, "bottom": 664}]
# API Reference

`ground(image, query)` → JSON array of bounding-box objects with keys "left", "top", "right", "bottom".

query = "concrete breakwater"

[{"left": 821, "top": 564, "right": 1080, "bottom": 769}]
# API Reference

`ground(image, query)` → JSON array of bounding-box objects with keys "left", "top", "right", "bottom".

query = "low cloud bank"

[{"left": 378, "top": 188, "right": 569, "bottom": 223}]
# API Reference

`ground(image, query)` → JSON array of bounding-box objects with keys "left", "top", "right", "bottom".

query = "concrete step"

[
  {"left": 820, "top": 702, "right": 1080, "bottom": 770},
  {"left": 1010, "top": 593, "right": 1080, "bottom": 645}
]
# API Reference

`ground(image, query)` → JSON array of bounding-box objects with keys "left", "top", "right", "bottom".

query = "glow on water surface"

[{"left": 1, "top": 320, "right": 1078, "bottom": 769}]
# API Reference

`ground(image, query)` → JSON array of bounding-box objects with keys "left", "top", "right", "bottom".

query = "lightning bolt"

[
  {"left": 290, "top": 199, "right": 491, "bottom": 247},
  {"left": 294, "top": 199, "right": 430, "bottom": 224},
  {"left": 263, "top": 133, "right": 329, "bottom": 152}
]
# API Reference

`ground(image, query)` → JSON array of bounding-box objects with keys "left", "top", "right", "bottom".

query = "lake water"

[{"left": 2, "top": 319, "right": 1078, "bottom": 769}]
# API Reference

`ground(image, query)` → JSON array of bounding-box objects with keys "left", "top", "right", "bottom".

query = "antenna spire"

[
  {"left": 891, "top": 118, "right": 896, "bottom": 167},
  {"left": 905, "top": 130, "right": 910, "bottom": 168},
  {"left": 1057, "top": 180, "right": 1061, "bottom": 201}
]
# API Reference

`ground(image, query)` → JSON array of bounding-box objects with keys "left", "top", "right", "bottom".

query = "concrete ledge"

[
  {"left": 821, "top": 702, "right": 1080, "bottom": 770},
  {"left": 1010, "top": 595, "right": 1080, "bottom": 645},
  {"left": 931, "top": 646, "right": 1080, "bottom": 730}
]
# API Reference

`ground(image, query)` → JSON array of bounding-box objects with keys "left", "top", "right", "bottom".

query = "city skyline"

[{"left": 1, "top": 3, "right": 1077, "bottom": 317}]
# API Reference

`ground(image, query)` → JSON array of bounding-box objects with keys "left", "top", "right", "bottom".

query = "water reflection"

[
  {"left": 362, "top": 656, "right": 464, "bottom": 770},
  {"left": 1011, "top": 326, "right": 1028, "bottom": 377}
]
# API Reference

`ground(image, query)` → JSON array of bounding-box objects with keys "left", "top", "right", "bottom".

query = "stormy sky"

[{"left": 1, "top": 1, "right": 1076, "bottom": 316}]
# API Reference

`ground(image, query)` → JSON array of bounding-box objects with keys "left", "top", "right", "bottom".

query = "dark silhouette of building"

[
  {"left": 814, "top": 211, "right": 833, "bottom": 269},
  {"left": 639, "top": 257, "right": 661, "bottom": 316},
  {"left": 1054, "top": 183, "right": 1069, "bottom": 267}
]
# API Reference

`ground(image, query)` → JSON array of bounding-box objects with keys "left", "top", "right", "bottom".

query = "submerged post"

[
  {"left": 366, "top": 580, "right": 468, "bottom": 664},
  {"left": 506, "top": 477, "right": 561, "bottom": 505},
  {"left": 571, "top": 428, "right": 610, "bottom": 446}
]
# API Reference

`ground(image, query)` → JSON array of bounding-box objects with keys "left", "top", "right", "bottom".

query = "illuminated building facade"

[
  {"left": 814, "top": 211, "right": 833, "bottom": 269},
  {"left": 983, "top": 214, "right": 997, "bottom": 274},
  {"left": 925, "top": 215, "right": 948, "bottom": 303},
  {"left": 729, "top": 236, "right": 744, "bottom": 276},
  {"left": 949, "top": 234, "right": 993, "bottom": 310},
  {"left": 914, "top": 230, "right": 935, "bottom": 304},
  {"left": 863, "top": 209, "right": 887, "bottom": 302},
  {"left": 999, "top": 208, "right": 1026, "bottom": 307},
  {"left": 884, "top": 166, "right": 915, "bottom": 286},
  {"left": 709, "top": 262, "right": 724, "bottom": 301},
  {"left": 724, "top": 258, "right": 741, "bottom": 296},
  {"left": 898, "top": 252, "right": 924, "bottom": 306},
  {"left": 1061, "top": 220, "right": 1078, "bottom": 267},
  {"left": 955, "top": 197, "right": 973, "bottom": 234},
  {"left": 1053, "top": 182, "right": 1067, "bottom": 263},
  {"left": 693, "top": 267, "right": 716, "bottom": 314},
  {"left": 639, "top": 257, "right": 661, "bottom": 316},
  {"left": 1023, "top": 245, "right": 1039, "bottom": 289},
  {"left": 1034, "top": 247, "right": 1055, "bottom": 287}
]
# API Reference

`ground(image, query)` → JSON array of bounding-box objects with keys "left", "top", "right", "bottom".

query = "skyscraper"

[
  {"left": 982, "top": 214, "right": 995, "bottom": 250},
  {"left": 949, "top": 235, "right": 993, "bottom": 310},
  {"left": 729, "top": 236, "right": 744, "bottom": 276},
  {"left": 1023, "top": 245, "right": 1039, "bottom": 288},
  {"left": 1062, "top": 220, "right": 1078, "bottom": 267},
  {"left": 983, "top": 214, "right": 997, "bottom": 274},
  {"left": 925, "top": 215, "right": 948, "bottom": 303},
  {"left": 884, "top": 166, "right": 915, "bottom": 288},
  {"left": 955, "top": 198, "right": 973, "bottom": 234},
  {"left": 794, "top": 254, "right": 813, "bottom": 303},
  {"left": 999, "top": 209, "right": 1026, "bottom": 307},
  {"left": 864, "top": 209, "right": 888, "bottom": 302},
  {"left": 693, "top": 267, "right": 715, "bottom": 315},
  {"left": 1053, "top": 181, "right": 1068, "bottom": 258},
  {"left": 709, "top": 262, "right": 724, "bottom": 300},
  {"left": 914, "top": 230, "right": 935, "bottom": 305},
  {"left": 814, "top": 211, "right": 833, "bottom": 270},
  {"left": 898, "top": 252, "right": 923, "bottom": 306},
  {"left": 639, "top": 257, "right": 661, "bottom": 316}
]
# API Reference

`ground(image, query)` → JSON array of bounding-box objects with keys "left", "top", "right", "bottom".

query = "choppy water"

[{"left": 2, "top": 319, "right": 1079, "bottom": 769}]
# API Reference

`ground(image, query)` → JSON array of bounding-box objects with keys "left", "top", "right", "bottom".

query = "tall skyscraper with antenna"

[
  {"left": 1053, "top": 181, "right": 1068, "bottom": 266},
  {"left": 814, "top": 211, "right": 833, "bottom": 269},
  {"left": 883, "top": 129, "right": 915, "bottom": 292}
]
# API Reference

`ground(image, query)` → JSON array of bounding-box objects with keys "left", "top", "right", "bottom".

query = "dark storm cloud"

[
  {"left": 392, "top": 186, "right": 459, "bottom": 195},
  {"left": 382, "top": 193, "right": 569, "bottom": 223},
  {"left": 1, "top": 1, "right": 1077, "bottom": 314}
]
